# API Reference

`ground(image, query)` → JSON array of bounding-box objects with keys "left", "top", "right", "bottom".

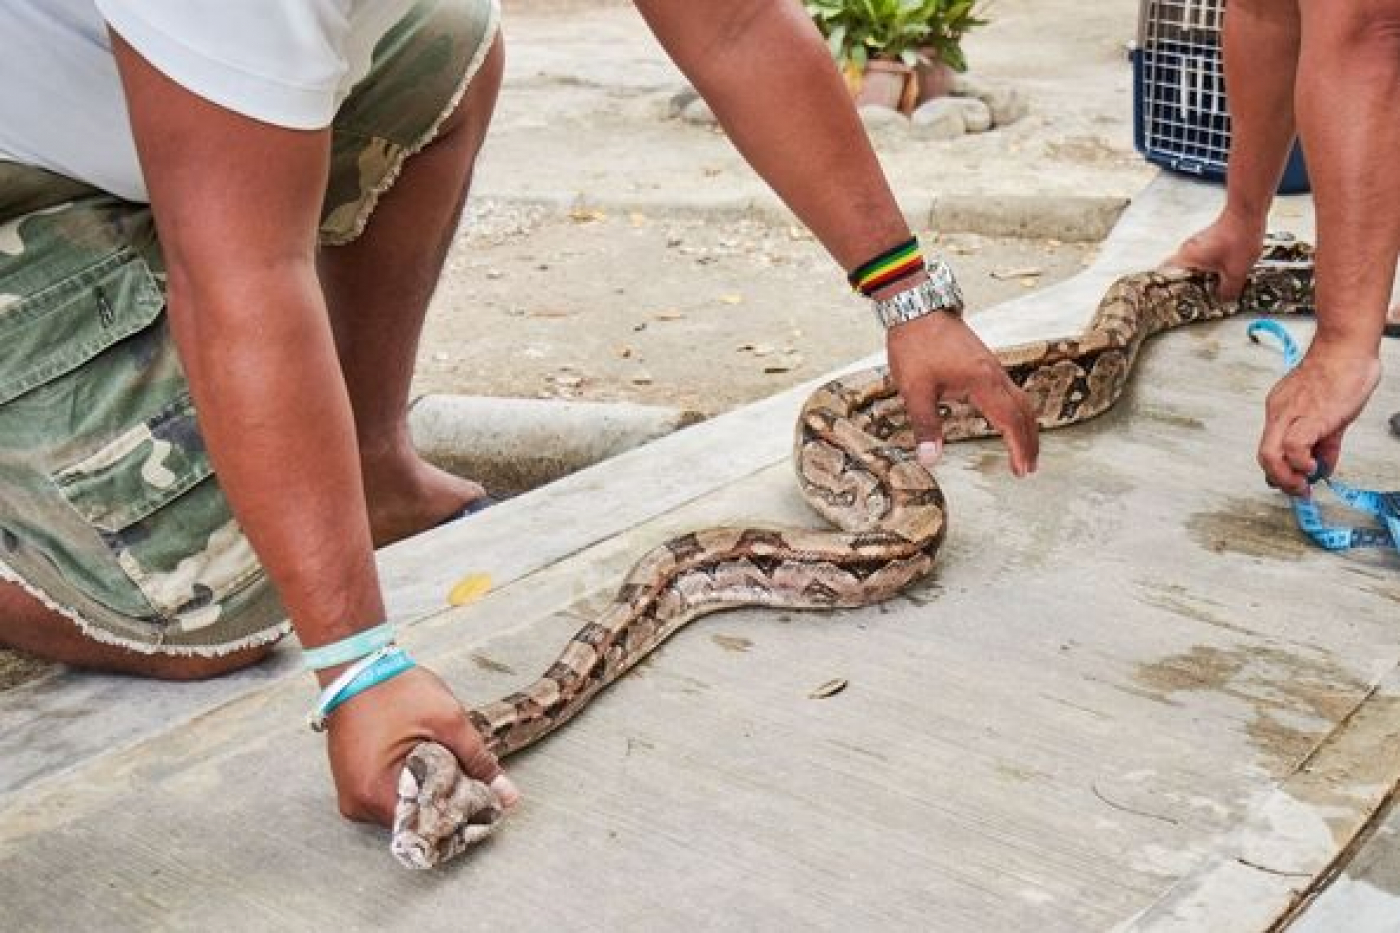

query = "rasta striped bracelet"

[
  {"left": 848, "top": 236, "right": 965, "bottom": 329},
  {"left": 848, "top": 236, "right": 926, "bottom": 297}
]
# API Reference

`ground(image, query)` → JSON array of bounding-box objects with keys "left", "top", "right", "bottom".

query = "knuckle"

[
  {"left": 463, "top": 750, "right": 500, "bottom": 781},
  {"left": 975, "top": 358, "right": 1005, "bottom": 382},
  {"left": 336, "top": 795, "right": 363, "bottom": 822},
  {"left": 423, "top": 707, "right": 467, "bottom": 739},
  {"left": 337, "top": 780, "right": 380, "bottom": 822}
]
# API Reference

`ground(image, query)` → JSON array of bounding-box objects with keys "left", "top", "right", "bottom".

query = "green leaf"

[{"left": 805, "top": 0, "right": 988, "bottom": 64}]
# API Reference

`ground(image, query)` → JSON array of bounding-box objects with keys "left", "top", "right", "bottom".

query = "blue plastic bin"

[{"left": 1132, "top": 0, "right": 1310, "bottom": 194}]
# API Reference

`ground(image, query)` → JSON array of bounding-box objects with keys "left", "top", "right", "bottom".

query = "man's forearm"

[
  {"left": 1220, "top": 0, "right": 1302, "bottom": 227},
  {"left": 634, "top": 0, "right": 912, "bottom": 269},
  {"left": 166, "top": 267, "right": 386, "bottom": 666},
  {"left": 111, "top": 32, "right": 388, "bottom": 670}
]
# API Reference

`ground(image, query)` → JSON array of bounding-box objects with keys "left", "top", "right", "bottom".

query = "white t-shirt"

[{"left": 0, "top": 0, "right": 415, "bottom": 202}]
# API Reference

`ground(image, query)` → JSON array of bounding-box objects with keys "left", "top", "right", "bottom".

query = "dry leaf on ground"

[{"left": 809, "top": 678, "right": 848, "bottom": 699}]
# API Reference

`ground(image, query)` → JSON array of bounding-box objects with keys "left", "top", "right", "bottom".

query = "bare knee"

[
  {"left": 0, "top": 579, "right": 281, "bottom": 681},
  {"left": 135, "top": 643, "right": 278, "bottom": 682},
  {"left": 1342, "top": 0, "right": 1400, "bottom": 35},
  {"left": 1307, "top": 0, "right": 1400, "bottom": 53},
  {"left": 437, "top": 34, "right": 504, "bottom": 145}
]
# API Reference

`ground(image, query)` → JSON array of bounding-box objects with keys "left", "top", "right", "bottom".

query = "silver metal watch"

[{"left": 871, "top": 258, "right": 965, "bottom": 329}]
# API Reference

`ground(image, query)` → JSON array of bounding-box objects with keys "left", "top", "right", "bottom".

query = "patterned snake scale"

[{"left": 389, "top": 238, "right": 1316, "bottom": 869}]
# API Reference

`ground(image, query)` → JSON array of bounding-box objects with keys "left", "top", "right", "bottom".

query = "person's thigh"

[
  {"left": 320, "top": 0, "right": 502, "bottom": 246},
  {"left": 0, "top": 163, "right": 287, "bottom": 658}
]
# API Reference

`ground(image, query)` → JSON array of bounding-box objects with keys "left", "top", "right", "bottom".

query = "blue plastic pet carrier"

[{"left": 1132, "top": 0, "right": 1310, "bottom": 194}]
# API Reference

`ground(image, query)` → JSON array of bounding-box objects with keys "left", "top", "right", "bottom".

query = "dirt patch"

[
  {"left": 412, "top": 202, "right": 1096, "bottom": 414},
  {"left": 1186, "top": 495, "right": 1313, "bottom": 562},
  {"left": 1134, "top": 644, "right": 1368, "bottom": 776},
  {"left": 0, "top": 651, "right": 51, "bottom": 691}
]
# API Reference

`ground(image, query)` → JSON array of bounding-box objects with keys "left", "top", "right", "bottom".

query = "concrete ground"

[
  {"left": 476, "top": 0, "right": 1150, "bottom": 236},
  {"left": 2, "top": 176, "right": 1398, "bottom": 931},
  {"left": 1289, "top": 799, "right": 1400, "bottom": 931},
  {"left": 412, "top": 211, "right": 1097, "bottom": 417},
  {"left": 412, "top": 0, "right": 1148, "bottom": 414},
  {"left": 5, "top": 2, "right": 1400, "bottom": 929}
]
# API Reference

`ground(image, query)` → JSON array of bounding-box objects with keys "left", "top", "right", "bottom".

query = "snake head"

[{"left": 390, "top": 742, "right": 507, "bottom": 869}]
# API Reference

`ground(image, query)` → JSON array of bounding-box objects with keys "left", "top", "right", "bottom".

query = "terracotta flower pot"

[
  {"left": 915, "top": 57, "right": 956, "bottom": 104},
  {"left": 853, "top": 59, "right": 918, "bottom": 115}
]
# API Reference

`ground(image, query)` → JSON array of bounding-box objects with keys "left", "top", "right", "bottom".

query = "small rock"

[
  {"left": 950, "top": 72, "right": 992, "bottom": 98},
  {"left": 668, "top": 87, "right": 700, "bottom": 119},
  {"left": 681, "top": 96, "right": 717, "bottom": 126},
  {"left": 857, "top": 105, "right": 909, "bottom": 144},
  {"left": 949, "top": 73, "right": 1031, "bottom": 128},
  {"left": 911, "top": 98, "right": 966, "bottom": 141},
  {"left": 981, "top": 86, "right": 1030, "bottom": 127},
  {"left": 952, "top": 97, "right": 993, "bottom": 133}
]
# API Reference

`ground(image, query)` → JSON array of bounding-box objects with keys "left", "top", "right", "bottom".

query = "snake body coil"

[{"left": 390, "top": 241, "right": 1316, "bottom": 868}]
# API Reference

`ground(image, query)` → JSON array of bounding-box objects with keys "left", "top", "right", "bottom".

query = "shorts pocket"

[
  {"left": 52, "top": 393, "right": 264, "bottom": 629},
  {"left": 0, "top": 248, "right": 164, "bottom": 406}
]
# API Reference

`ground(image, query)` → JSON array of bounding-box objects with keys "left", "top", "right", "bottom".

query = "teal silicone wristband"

[
  {"left": 308, "top": 645, "right": 416, "bottom": 732},
  {"left": 301, "top": 621, "right": 396, "bottom": 671},
  {"left": 324, "top": 649, "right": 417, "bottom": 717}
]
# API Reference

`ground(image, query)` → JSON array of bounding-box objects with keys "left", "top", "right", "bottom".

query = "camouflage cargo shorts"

[{"left": 0, "top": 0, "right": 500, "bottom": 656}]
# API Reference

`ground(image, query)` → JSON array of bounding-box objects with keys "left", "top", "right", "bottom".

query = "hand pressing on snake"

[
  {"left": 1165, "top": 211, "right": 1267, "bottom": 302},
  {"left": 886, "top": 311, "right": 1040, "bottom": 475},
  {"left": 324, "top": 666, "right": 520, "bottom": 835}
]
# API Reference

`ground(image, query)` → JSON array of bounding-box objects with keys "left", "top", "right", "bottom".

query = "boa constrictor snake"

[{"left": 389, "top": 238, "right": 1316, "bottom": 869}]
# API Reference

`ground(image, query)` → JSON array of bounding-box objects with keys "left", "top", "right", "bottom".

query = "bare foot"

[{"left": 361, "top": 447, "right": 488, "bottom": 548}]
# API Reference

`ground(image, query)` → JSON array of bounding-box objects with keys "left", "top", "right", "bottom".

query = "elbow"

[{"left": 162, "top": 248, "right": 322, "bottom": 339}]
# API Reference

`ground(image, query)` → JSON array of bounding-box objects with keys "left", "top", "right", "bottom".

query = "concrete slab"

[
  {"left": 407, "top": 394, "right": 704, "bottom": 495},
  {"left": 1123, "top": 668, "right": 1400, "bottom": 931},
  {"left": 479, "top": 0, "right": 1154, "bottom": 239},
  {"left": 1285, "top": 798, "right": 1400, "bottom": 932},
  {"left": 2, "top": 174, "right": 1398, "bottom": 932}
]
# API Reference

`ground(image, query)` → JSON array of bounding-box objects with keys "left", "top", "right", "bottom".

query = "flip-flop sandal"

[{"left": 435, "top": 495, "right": 497, "bottom": 528}]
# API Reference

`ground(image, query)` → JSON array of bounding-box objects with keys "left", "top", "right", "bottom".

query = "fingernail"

[
  {"left": 916, "top": 440, "right": 942, "bottom": 467},
  {"left": 490, "top": 774, "right": 521, "bottom": 808}
]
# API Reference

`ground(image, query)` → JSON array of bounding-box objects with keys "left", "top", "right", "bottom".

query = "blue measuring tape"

[{"left": 1247, "top": 318, "right": 1400, "bottom": 555}]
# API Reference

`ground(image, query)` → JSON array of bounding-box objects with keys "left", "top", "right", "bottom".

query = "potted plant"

[
  {"left": 912, "top": 0, "right": 987, "bottom": 104},
  {"left": 805, "top": 0, "right": 988, "bottom": 112}
]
